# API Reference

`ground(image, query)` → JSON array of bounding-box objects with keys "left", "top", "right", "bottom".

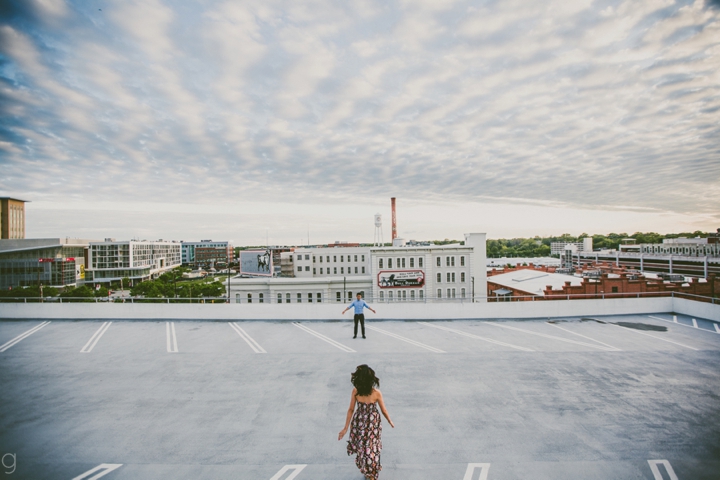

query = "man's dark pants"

[{"left": 354, "top": 314, "right": 365, "bottom": 337}]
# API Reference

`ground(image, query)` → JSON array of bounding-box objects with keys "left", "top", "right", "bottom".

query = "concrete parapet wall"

[{"left": 0, "top": 297, "right": 690, "bottom": 321}]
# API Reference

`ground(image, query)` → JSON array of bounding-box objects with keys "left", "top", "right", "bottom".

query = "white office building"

[
  {"left": 85, "top": 239, "right": 181, "bottom": 284},
  {"left": 229, "top": 233, "right": 487, "bottom": 304}
]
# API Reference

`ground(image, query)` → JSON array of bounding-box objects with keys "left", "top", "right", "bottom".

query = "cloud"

[{"left": 0, "top": 0, "right": 718, "bottom": 241}]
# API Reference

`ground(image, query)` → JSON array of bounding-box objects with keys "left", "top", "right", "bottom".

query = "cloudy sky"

[{"left": 1, "top": 0, "right": 718, "bottom": 245}]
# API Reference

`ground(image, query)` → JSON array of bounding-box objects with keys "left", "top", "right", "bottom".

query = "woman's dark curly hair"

[{"left": 351, "top": 364, "right": 380, "bottom": 396}]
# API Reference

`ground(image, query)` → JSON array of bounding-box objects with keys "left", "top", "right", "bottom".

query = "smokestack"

[{"left": 391, "top": 197, "right": 397, "bottom": 240}]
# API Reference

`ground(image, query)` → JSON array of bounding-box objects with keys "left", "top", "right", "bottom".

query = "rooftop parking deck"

[{"left": 1, "top": 314, "right": 719, "bottom": 479}]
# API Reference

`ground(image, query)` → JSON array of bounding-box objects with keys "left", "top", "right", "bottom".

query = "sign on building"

[
  {"left": 240, "top": 250, "right": 273, "bottom": 276},
  {"left": 377, "top": 270, "right": 425, "bottom": 288}
]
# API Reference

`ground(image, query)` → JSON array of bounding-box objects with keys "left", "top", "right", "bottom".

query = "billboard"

[
  {"left": 377, "top": 270, "right": 425, "bottom": 288},
  {"left": 240, "top": 249, "right": 273, "bottom": 276}
]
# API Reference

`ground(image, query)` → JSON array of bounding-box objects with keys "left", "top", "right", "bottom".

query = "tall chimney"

[{"left": 391, "top": 197, "right": 397, "bottom": 240}]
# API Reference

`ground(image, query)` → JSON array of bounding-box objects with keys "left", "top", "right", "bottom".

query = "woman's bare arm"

[
  {"left": 376, "top": 390, "right": 394, "bottom": 428},
  {"left": 338, "top": 388, "right": 357, "bottom": 440}
]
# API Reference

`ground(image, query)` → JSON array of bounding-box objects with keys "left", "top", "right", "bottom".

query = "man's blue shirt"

[{"left": 348, "top": 299, "right": 370, "bottom": 314}]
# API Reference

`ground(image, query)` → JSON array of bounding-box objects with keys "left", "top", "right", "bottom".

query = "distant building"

[
  {"left": 0, "top": 238, "right": 95, "bottom": 289},
  {"left": 85, "top": 239, "right": 181, "bottom": 284},
  {"left": 181, "top": 240, "right": 233, "bottom": 265},
  {"left": 550, "top": 237, "right": 592, "bottom": 256},
  {"left": 194, "top": 245, "right": 234, "bottom": 268},
  {"left": 230, "top": 233, "right": 487, "bottom": 304},
  {"left": 0, "top": 197, "right": 28, "bottom": 239}
]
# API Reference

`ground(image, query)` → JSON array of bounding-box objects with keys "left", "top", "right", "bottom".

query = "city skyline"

[{"left": 1, "top": 0, "right": 719, "bottom": 243}]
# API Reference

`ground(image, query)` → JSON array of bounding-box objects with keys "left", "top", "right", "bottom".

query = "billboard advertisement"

[
  {"left": 240, "top": 249, "right": 273, "bottom": 276},
  {"left": 377, "top": 270, "right": 425, "bottom": 288}
]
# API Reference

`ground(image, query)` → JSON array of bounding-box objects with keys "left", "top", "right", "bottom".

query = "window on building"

[
  {"left": 379, "top": 258, "right": 384, "bottom": 268},
  {"left": 446, "top": 257, "right": 450, "bottom": 267},
  {"left": 380, "top": 291, "right": 384, "bottom": 301},
  {"left": 336, "top": 292, "right": 341, "bottom": 302},
  {"left": 259, "top": 293, "right": 264, "bottom": 303},
  {"left": 437, "top": 289, "right": 442, "bottom": 299},
  {"left": 402, "top": 290, "right": 406, "bottom": 301},
  {"left": 447, "top": 288, "right": 451, "bottom": 298},
  {"left": 334, "top": 267, "right": 337, "bottom": 274},
  {"left": 385, "top": 258, "right": 390, "bottom": 268},
  {"left": 419, "top": 290, "right": 424, "bottom": 300},
  {"left": 313, "top": 256, "right": 316, "bottom": 263},
  {"left": 289, "top": 255, "right": 293, "bottom": 262},
  {"left": 286, "top": 293, "right": 291, "bottom": 303},
  {"left": 304, "top": 255, "right": 309, "bottom": 260},
  {"left": 611, "top": 286, "right": 618, "bottom": 293},
  {"left": 419, "top": 257, "right": 423, "bottom": 268},
  {"left": 461, "top": 288, "right": 466, "bottom": 298},
  {"left": 297, "top": 293, "right": 302, "bottom": 303},
  {"left": 319, "top": 256, "right": 323, "bottom": 263},
  {"left": 341, "top": 267, "right": 344, "bottom": 274},
  {"left": 436, "top": 257, "right": 441, "bottom": 267},
  {"left": 313, "top": 268, "right": 316, "bottom": 275},
  {"left": 297, "top": 266, "right": 302, "bottom": 272},
  {"left": 452, "top": 288, "right": 456, "bottom": 298},
  {"left": 446, "top": 272, "right": 451, "bottom": 282},
  {"left": 276, "top": 293, "right": 281, "bottom": 304},
  {"left": 341, "top": 255, "right": 344, "bottom": 262},
  {"left": 354, "top": 255, "right": 358, "bottom": 262},
  {"left": 401, "top": 258, "right": 406, "bottom": 268},
  {"left": 362, "top": 266, "right": 365, "bottom": 274},
  {"left": 305, "top": 266, "right": 310, "bottom": 271},
  {"left": 327, "top": 256, "right": 330, "bottom": 262},
  {"left": 333, "top": 256, "right": 337, "bottom": 262},
  {"left": 348, "top": 291, "right": 353, "bottom": 301},
  {"left": 461, "top": 272, "right": 465, "bottom": 282},
  {"left": 396, "top": 258, "right": 400, "bottom": 268},
  {"left": 354, "top": 267, "right": 358, "bottom": 274},
  {"left": 316, "top": 292, "right": 322, "bottom": 303},
  {"left": 361, "top": 255, "right": 365, "bottom": 262},
  {"left": 410, "top": 258, "right": 415, "bottom": 268},
  {"left": 236, "top": 294, "right": 241, "bottom": 303},
  {"left": 437, "top": 273, "right": 442, "bottom": 283},
  {"left": 460, "top": 256, "right": 465, "bottom": 266},
  {"left": 451, "top": 272, "right": 456, "bottom": 282},
  {"left": 388, "top": 291, "right": 393, "bottom": 301},
  {"left": 308, "top": 293, "right": 313, "bottom": 303},
  {"left": 410, "top": 290, "right": 415, "bottom": 300},
  {"left": 320, "top": 268, "right": 323, "bottom": 274}
]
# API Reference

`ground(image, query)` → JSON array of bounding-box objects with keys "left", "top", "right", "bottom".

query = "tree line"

[{"left": 486, "top": 231, "right": 710, "bottom": 258}]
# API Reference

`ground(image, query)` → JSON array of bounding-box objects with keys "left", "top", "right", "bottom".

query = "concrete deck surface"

[{"left": 0, "top": 313, "right": 719, "bottom": 479}]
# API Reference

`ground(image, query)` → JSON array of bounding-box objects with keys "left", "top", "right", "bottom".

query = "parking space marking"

[
  {"left": 71, "top": 463, "right": 123, "bottom": 480},
  {"left": 648, "top": 315, "right": 720, "bottom": 335},
  {"left": 715, "top": 323, "right": 720, "bottom": 334},
  {"left": 463, "top": 462, "right": 491, "bottom": 480},
  {"left": 80, "top": 322, "right": 112, "bottom": 353},
  {"left": 0, "top": 321, "right": 51, "bottom": 352},
  {"left": 615, "top": 323, "right": 699, "bottom": 350},
  {"left": 545, "top": 322, "right": 621, "bottom": 351},
  {"left": 673, "top": 315, "right": 678, "bottom": 323},
  {"left": 166, "top": 322, "right": 178, "bottom": 353},
  {"left": 482, "top": 322, "right": 614, "bottom": 351},
  {"left": 418, "top": 322, "right": 533, "bottom": 352},
  {"left": 269, "top": 464, "right": 307, "bottom": 480},
  {"left": 229, "top": 322, "right": 267, "bottom": 353},
  {"left": 292, "top": 323, "right": 355, "bottom": 353},
  {"left": 366, "top": 325, "right": 445, "bottom": 353},
  {"left": 647, "top": 459, "right": 679, "bottom": 480}
]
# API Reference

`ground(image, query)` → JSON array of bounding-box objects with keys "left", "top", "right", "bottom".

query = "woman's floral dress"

[{"left": 346, "top": 401, "right": 382, "bottom": 479}]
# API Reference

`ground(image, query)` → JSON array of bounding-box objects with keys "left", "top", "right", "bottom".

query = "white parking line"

[
  {"left": 545, "top": 322, "right": 621, "bottom": 351},
  {"left": 418, "top": 322, "right": 533, "bottom": 352},
  {"left": 292, "top": 323, "right": 355, "bottom": 353},
  {"left": 673, "top": 315, "right": 678, "bottom": 323},
  {"left": 647, "top": 459, "right": 679, "bottom": 480},
  {"left": 166, "top": 322, "right": 178, "bottom": 353},
  {"left": 482, "top": 322, "right": 615, "bottom": 351},
  {"left": 715, "top": 323, "right": 720, "bottom": 334},
  {"left": 71, "top": 463, "right": 123, "bottom": 480},
  {"left": 648, "top": 315, "right": 720, "bottom": 335},
  {"left": 366, "top": 325, "right": 445, "bottom": 353},
  {"left": 463, "top": 463, "right": 491, "bottom": 480},
  {"left": 614, "top": 323, "right": 699, "bottom": 351},
  {"left": 269, "top": 464, "right": 307, "bottom": 480},
  {"left": 80, "top": 322, "right": 112, "bottom": 353},
  {"left": 229, "top": 323, "right": 267, "bottom": 353},
  {"left": 0, "top": 321, "right": 51, "bottom": 352}
]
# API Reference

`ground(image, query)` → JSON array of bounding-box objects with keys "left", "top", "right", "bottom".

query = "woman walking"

[{"left": 338, "top": 364, "right": 394, "bottom": 480}]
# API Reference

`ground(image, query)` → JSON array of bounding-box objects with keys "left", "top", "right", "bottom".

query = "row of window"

[
  {"left": 379, "top": 289, "right": 424, "bottom": 301},
  {"left": 377, "top": 256, "right": 466, "bottom": 269},
  {"left": 435, "top": 272, "right": 466, "bottom": 283},
  {"left": 239, "top": 291, "right": 358, "bottom": 303},
  {"left": 298, "top": 266, "right": 367, "bottom": 275},
  {"left": 292, "top": 254, "right": 366, "bottom": 263}
]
